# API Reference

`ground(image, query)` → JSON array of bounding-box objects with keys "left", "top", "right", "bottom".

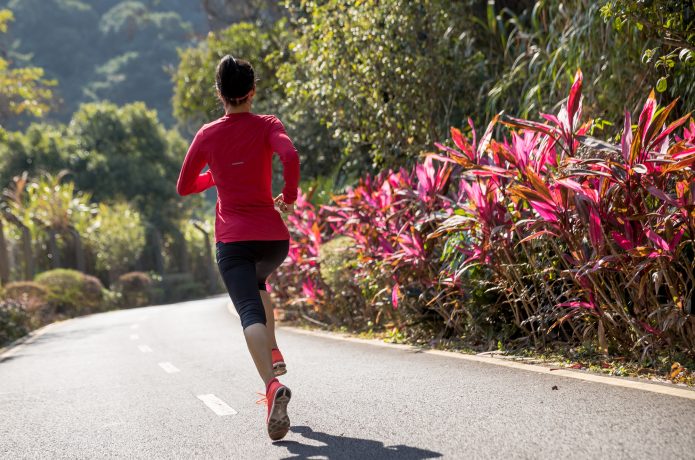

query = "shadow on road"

[{"left": 274, "top": 425, "right": 442, "bottom": 459}]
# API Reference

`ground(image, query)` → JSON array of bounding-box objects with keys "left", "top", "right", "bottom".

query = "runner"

[{"left": 176, "top": 55, "right": 300, "bottom": 441}]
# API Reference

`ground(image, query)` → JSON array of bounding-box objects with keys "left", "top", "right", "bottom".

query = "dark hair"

[{"left": 215, "top": 55, "right": 255, "bottom": 106}]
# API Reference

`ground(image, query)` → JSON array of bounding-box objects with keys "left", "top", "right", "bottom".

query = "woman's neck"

[{"left": 225, "top": 102, "right": 252, "bottom": 115}]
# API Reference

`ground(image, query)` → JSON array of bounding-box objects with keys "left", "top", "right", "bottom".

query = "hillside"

[{"left": 1, "top": 0, "right": 208, "bottom": 127}]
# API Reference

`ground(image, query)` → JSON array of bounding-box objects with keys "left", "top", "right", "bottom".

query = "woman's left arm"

[{"left": 176, "top": 128, "right": 216, "bottom": 196}]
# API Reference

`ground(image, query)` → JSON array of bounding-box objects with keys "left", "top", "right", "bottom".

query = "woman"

[{"left": 176, "top": 55, "right": 300, "bottom": 441}]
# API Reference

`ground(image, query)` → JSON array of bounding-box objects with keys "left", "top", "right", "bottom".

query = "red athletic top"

[{"left": 176, "top": 112, "right": 300, "bottom": 243}]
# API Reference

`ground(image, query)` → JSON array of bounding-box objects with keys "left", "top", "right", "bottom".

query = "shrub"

[
  {"left": 272, "top": 70, "right": 695, "bottom": 358},
  {"left": 149, "top": 273, "right": 206, "bottom": 304},
  {"left": 318, "top": 236, "right": 364, "bottom": 322},
  {"left": 35, "top": 269, "right": 104, "bottom": 316},
  {"left": 2, "top": 281, "right": 53, "bottom": 326},
  {"left": 431, "top": 69, "right": 695, "bottom": 357},
  {"left": 114, "top": 271, "right": 153, "bottom": 308},
  {"left": 0, "top": 300, "right": 30, "bottom": 346}
]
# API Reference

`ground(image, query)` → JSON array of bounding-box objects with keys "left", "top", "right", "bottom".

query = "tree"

[
  {"left": 281, "top": 0, "right": 486, "bottom": 170},
  {"left": 66, "top": 102, "right": 185, "bottom": 228},
  {"left": 0, "top": 9, "right": 55, "bottom": 126},
  {"left": 201, "top": 0, "right": 285, "bottom": 30},
  {"left": 87, "top": 201, "right": 145, "bottom": 285},
  {"left": 25, "top": 171, "right": 95, "bottom": 271}
]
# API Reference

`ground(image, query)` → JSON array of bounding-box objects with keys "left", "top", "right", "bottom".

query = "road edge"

[
  {"left": 282, "top": 325, "right": 695, "bottom": 400},
  {"left": 0, "top": 319, "right": 67, "bottom": 360}
]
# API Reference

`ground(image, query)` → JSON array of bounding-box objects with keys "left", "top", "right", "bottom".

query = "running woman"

[{"left": 176, "top": 55, "right": 300, "bottom": 441}]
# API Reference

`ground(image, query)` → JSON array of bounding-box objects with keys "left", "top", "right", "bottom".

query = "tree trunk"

[
  {"left": 193, "top": 222, "right": 217, "bottom": 293},
  {"left": 21, "top": 225, "right": 34, "bottom": 280},
  {"left": 68, "top": 226, "right": 85, "bottom": 272},
  {"left": 47, "top": 228, "right": 61, "bottom": 269},
  {"left": 0, "top": 218, "right": 10, "bottom": 285},
  {"left": 152, "top": 227, "right": 164, "bottom": 275}
]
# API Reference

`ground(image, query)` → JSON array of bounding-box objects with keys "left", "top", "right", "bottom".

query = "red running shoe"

[
  {"left": 257, "top": 378, "right": 292, "bottom": 441},
  {"left": 272, "top": 347, "right": 287, "bottom": 376}
]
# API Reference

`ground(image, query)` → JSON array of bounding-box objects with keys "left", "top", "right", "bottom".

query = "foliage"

[
  {"left": 34, "top": 268, "right": 104, "bottom": 316},
  {"left": 67, "top": 102, "right": 186, "bottom": 228},
  {"left": 282, "top": 0, "right": 485, "bottom": 170},
  {"left": 2, "top": 0, "right": 205, "bottom": 124},
  {"left": 0, "top": 298, "right": 29, "bottom": 345},
  {"left": 113, "top": 271, "right": 152, "bottom": 308},
  {"left": 0, "top": 9, "right": 55, "bottom": 125},
  {"left": 87, "top": 201, "right": 145, "bottom": 281},
  {"left": 478, "top": 0, "right": 655, "bottom": 123},
  {"left": 432, "top": 69, "right": 694, "bottom": 356},
  {"left": 1, "top": 280, "right": 52, "bottom": 324},
  {"left": 601, "top": 0, "right": 695, "bottom": 101},
  {"left": 272, "top": 76, "right": 695, "bottom": 358}
]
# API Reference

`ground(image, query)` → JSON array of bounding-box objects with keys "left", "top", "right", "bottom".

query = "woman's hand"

[{"left": 274, "top": 193, "right": 294, "bottom": 214}]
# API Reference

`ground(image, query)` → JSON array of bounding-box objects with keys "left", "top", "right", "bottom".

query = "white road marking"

[
  {"left": 130, "top": 324, "right": 139, "bottom": 330},
  {"left": 138, "top": 345, "right": 153, "bottom": 353},
  {"left": 196, "top": 394, "right": 237, "bottom": 416},
  {"left": 158, "top": 362, "right": 180, "bottom": 373},
  {"left": 129, "top": 334, "right": 139, "bottom": 340}
]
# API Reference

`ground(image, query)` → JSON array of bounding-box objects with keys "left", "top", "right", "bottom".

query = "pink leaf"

[
  {"left": 391, "top": 283, "right": 400, "bottom": 309},
  {"left": 645, "top": 228, "right": 670, "bottom": 252}
]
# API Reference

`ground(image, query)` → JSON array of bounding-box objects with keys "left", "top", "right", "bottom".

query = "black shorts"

[{"left": 215, "top": 240, "right": 289, "bottom": 329}]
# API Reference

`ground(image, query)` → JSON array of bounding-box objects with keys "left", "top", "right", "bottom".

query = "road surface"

[{"left": 1, "top": 296, "right": 694, "bottom": 459}]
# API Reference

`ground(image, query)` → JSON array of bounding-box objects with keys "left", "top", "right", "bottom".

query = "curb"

[
  {"left": 0, "top": 319, "right": 69, "bottom": 360},
  {"left": 280, "top": 326, "right": 695, "bottom": 400}
]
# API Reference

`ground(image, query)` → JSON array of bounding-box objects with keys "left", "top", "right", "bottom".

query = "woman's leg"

[
  {"left": 242, "top": 323, "right": 274, "bottom": 385},
  {"left": 259, "top": 290, "right": 278, "bottom": 349},
  {"left": 216, "top": 242, "right": 275, "bottom": 386},
  {"left": 255, "top": 240, "right": 290, "bottom": 351}
]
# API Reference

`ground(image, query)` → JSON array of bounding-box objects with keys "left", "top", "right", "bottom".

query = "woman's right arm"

[{"left": 269, "top": 117, "right": 300, "bottom": 204}]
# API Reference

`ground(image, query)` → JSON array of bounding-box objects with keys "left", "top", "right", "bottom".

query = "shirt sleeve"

[
  {"left": 268, "top": 117, "right": 300, "bottom": 204},
  {"left": 176, "top": 128, "right": 215, "bottom": 196}
]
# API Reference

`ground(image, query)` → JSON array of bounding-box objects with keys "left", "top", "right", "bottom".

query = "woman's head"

[{"left": 215, "top": 55, "right": 255, "bottom": 107}]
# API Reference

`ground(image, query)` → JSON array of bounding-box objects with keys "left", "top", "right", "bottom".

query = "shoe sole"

[
  {"left": 267, "top": 386, "right": 291, "bottom": 441},
  {"left": 273, "top": 362, "right": 287, "bottom": 376}
]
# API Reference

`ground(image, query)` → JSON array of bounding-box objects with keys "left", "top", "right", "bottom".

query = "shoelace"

[{"left": 255, "top": 391, "right": 268, "bottom": 406}]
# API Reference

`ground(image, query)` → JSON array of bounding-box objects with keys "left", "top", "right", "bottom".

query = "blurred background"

[{"left": 0, "top": 1, "right": 693, "bottom": 373}]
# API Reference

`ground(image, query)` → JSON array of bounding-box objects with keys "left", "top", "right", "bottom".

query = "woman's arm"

[
  {"left": 176, "top": 128, "right": 216, "bottom": 196},
  {"left": 269, "top": 117, "right": 300, "bottom": 204}
]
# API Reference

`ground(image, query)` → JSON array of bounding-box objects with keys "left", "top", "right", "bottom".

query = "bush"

[
  {"left": 271, "top": 72, "right": 695, "bottom": 358},
  {"left": 2, "top": 281, "right": 53, "bottom": 326},
  {"left": 318, "top": 236, "right": 364, "bottom": 322},
  {"left": 0, "top": 300, "right": 30, "bottom": 346},
  {"left": 149, "top": 273, "right": 206, "bottom": 305},
  {"left": 114, "top": 271, "right": 153, "bottom": 308},
  {"left": 35, "top": 269, "right": 105, "bottom": 316}
]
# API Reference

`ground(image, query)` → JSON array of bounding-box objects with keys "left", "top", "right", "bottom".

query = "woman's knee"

[{"left": 235, "top": 297, "right": 267, "bottom": 329}]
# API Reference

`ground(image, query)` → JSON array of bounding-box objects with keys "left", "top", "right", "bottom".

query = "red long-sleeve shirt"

[{"left": 176, "top": 112, "right": 300, "bottom": 243}]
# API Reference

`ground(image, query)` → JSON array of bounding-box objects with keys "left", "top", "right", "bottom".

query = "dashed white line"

[
  {"left": 196, "top": 394, "right": 237, "bottom": 416},
  {"left": 158, "top": 362, "right": 180, "bottom": 373},
  {"left": 138, "top": 345, "right": 153, "bottom": 353},
  {"left": 129, "top": 334, "right": 139, "bottom": 340}
]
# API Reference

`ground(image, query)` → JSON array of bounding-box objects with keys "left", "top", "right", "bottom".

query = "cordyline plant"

[
  {"left": 269, "top": 190, "right": 326, "bottom": 320},
  {"left": 430, "top": 69, "right": 695, "bottom": 358},
  {"left": 318, "top": 157, "right": 456, "bottom": 330}
]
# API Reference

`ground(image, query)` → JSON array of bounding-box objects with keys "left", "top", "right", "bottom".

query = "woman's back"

[{"left": 176, "top": 112, "right": 299, "bottom": 243}]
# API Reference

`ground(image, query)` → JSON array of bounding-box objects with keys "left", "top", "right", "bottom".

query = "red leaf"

[{"left": 567, "top": 69, "right": 583, "bottom": 129}]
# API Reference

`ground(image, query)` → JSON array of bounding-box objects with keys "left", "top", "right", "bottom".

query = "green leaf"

[{"left": 656, "top": 77, "right": 668, "bottom": 93}]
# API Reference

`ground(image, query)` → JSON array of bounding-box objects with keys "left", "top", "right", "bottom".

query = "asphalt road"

[{"left": 1, "top": 295, "right": 694, "bottom": 459}]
